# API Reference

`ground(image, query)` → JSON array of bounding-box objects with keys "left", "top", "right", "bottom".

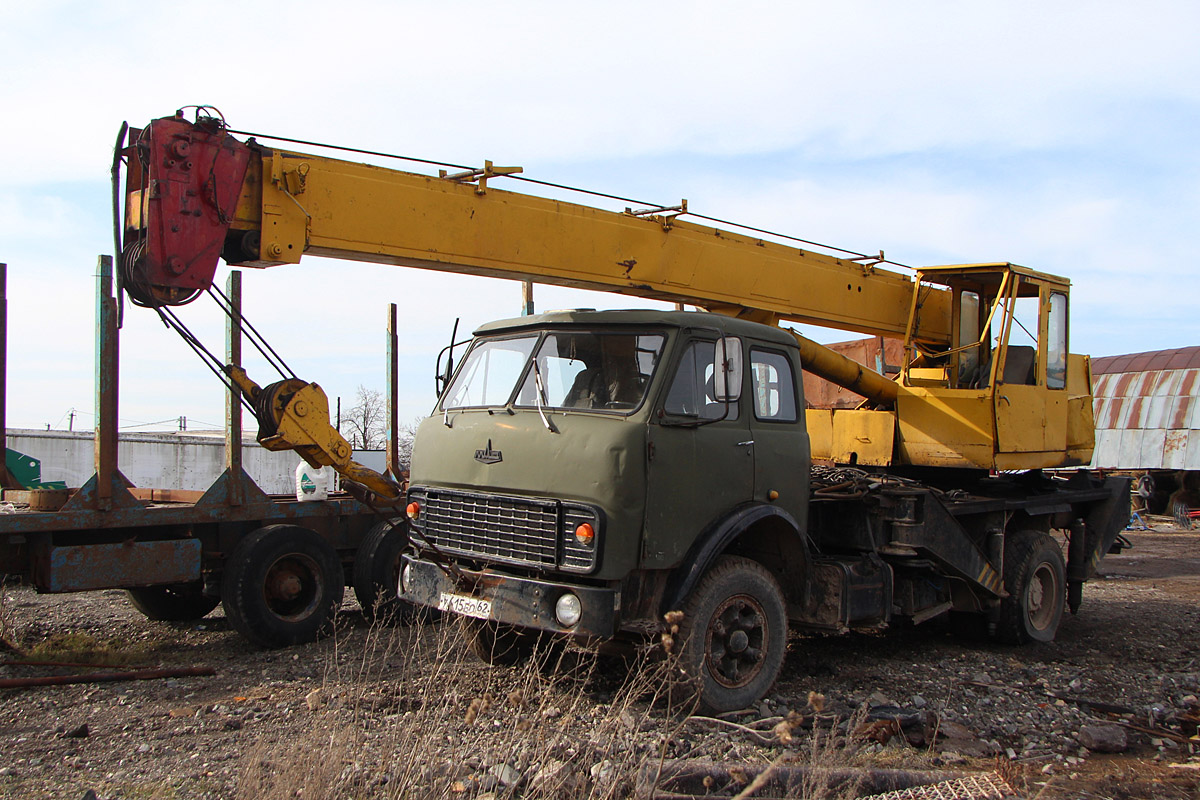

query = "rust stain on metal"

[
  {"left": 803, "top": 337, "right": 905, "bottom": 409},
  {"left": 1091, "top": 345, "right": 1200, "bottom": 470}
]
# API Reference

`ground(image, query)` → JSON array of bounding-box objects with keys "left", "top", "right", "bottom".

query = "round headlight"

[
  {"left": 555, "top": 592, "right": 582, "bottom": 627},
  {"left": 400, "top": 563, "right": 413, "bottom": 594}
]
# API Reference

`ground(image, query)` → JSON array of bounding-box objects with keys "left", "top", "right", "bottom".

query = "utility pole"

[
  {"left": 68, "top": 409, "right": 75, "bottom": 432},
  {"left": 521, "top": 281, "right": 535, "bottom": 316}
]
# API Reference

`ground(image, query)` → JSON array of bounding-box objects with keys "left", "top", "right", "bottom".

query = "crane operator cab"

[{"left": 889, "top": 263, "right": 1094, "bottom": 471}]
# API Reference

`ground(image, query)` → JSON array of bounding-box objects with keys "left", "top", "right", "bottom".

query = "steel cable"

[{"left": 225, "top": 127, "right": 913, "bottom": 271}]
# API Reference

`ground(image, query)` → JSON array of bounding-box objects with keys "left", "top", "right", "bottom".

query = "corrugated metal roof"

[
  {"left": 1092, "top": 345, "right": 1200, "bottom": 375},
  {"left": 1090, "top": 346, "right": 1200, "bottom": 470}
]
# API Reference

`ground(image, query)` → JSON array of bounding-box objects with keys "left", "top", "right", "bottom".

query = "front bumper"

[{"left": 399, "top": 556, "right": 619, "bottom": 638}]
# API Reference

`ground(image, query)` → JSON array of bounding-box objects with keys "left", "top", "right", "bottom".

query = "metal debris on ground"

[{"left": 861, "top": 771, "right": 1018, "bottom": 800}]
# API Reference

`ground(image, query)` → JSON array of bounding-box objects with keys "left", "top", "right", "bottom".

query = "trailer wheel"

[
  {"left": 676, "top": 555, "right": 787, "bottom": 714},
  {"left": 126, "top": 582, "right": 219, "bottom": 622},
  {"left": 468, "top": 621, "right": 564, "bottom": 671},
  {"left": 352, "top": 518, "right": 417, "bottom": 621},
  {"left": 995, "top": 531, "right": 1066, "bottom": 644},
  {"left": 221, "top": 525, "right": 344, "bottom": 648}
]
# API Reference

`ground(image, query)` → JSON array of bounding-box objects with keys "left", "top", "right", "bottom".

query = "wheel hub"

[
  {"left": 263, "top": 555, "right": 324, "bottom": 621},
  {"left": 1027, "top": 563, "right": 1056, "bottom": 631},
  {"left": 269, "top": 570, "right": 303, "bottom": 602},
  {"left": 705, "top": 594, "right": 768, "bottom": 689}
]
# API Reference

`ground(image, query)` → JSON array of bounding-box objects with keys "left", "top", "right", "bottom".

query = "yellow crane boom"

[{"left": 118, "top": 111, "right": 1095, "bottom": 494}]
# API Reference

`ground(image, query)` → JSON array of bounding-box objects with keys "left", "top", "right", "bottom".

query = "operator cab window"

[
  {"left": 1046, "top": 292, "right": 1067, "bottom": 389},
  {"left": 750, "top": 349, "right": 797, "bottom": 422},
  {"left": 664, "top": 340, "right": 739, "bottom": 420}
]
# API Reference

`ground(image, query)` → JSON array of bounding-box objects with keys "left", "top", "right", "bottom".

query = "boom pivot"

[{"left": 226, "top": 366, "right": 403, "bottom": 502}]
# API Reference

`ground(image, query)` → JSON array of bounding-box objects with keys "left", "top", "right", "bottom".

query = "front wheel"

[
  {"left": 221, "top": 525, "right": 344, "bottom": 648},
  {"left": 994, "top": 530, "right": 1066, "bottom": 644},
  {"left": 676, "top": 555, "right": 788, "bottom": 714},
  {"left": 468, "top": 621, "right": 565, "bottom": 672}
]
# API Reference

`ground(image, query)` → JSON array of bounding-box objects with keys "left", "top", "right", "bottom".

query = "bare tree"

[
  {"left": 397, "top": 417, "right": 422, "bottom": 473},
  {"left": 341, "top": 385, "right": 386, "bottom": 450},
  {"left": 339, "top": 388, "right": 424, "bottom": 473}
]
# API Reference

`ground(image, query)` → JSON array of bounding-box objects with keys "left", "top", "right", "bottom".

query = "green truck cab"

[
  {"left": 401, "top": 309, "right": 810, "bottom": 709},
  {"left": 399, "top": 308, "right": 1129, "bottom": 712}
]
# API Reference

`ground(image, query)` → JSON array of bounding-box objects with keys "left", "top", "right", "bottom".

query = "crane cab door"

[
  {"left": 991, "top": 281, "right": 1070, "bottom": 465},
  {"left": 642, "top": 336, "right": 754, "bottom": 568}
]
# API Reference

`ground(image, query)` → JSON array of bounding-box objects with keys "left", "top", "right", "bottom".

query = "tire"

[
  {"left": 468, "top": 621, "right": 565, "bottom": 671},
  {"left": 994, "top": 530, "right": 1066, "bottom": 644},
  {"left": 676, "top": 555, "right": 788, "bottom": 714},
  {"left": 221, "top": 525, "right": 344, "bottom": 648},
  {"left": 352, "top": 518, "right": 416, "bottom": 620},
  {"left": 126, "top": 582, "right": 219, "bottom": 622}
]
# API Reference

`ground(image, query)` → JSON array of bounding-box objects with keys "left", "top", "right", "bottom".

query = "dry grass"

[
  {"left": 235, "top": 613, "right": 897, "bottom": 800},
  {"left": 0, "top": 579, "right": 16, "bottom": 653},
  {"left": 24, "top": 630, "right": 153, "bottom": 666}
]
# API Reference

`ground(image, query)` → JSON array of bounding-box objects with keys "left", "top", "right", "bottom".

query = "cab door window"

[
  {"left": 664, "top": 340, "right": 738, "bottom": 420},
  {"left": 750, "top": 349, "right": 798, "bottom": 422}
]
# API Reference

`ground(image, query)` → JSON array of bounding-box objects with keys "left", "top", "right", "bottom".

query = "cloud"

[
  {"left": 5, "top": 2, "right": 1200, "bottom": 183},
  {"left": 2, "top": 0, "right": 1198, "bottom": 430}
]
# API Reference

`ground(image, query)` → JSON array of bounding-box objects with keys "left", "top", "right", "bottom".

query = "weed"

[
  {"left": 25, "top": 631, "right": 152, "bottom": 666},
  {"left": 0, "top": 579, "right": 16, "bottom": 653},
  {"left": 235, "top": 605, "right": 889, "bottom": 799}
]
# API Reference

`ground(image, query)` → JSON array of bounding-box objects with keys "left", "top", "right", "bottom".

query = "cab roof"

[
  {"left": 918, "top": 262, "right": 1071, "bottom": 289},
  {"left": 473, "top": 308, "right": 798, "bottom": 347}
]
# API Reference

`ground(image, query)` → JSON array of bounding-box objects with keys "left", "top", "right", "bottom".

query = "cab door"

[
  {"left": 993, "top": 283, "right": 1069, "bottom": 462},
  {"left": 642, "top": 336, "right": 754, "bottom": 568},
  {"left": 747, "top": 345, "right": 809, "bottom": 527}
]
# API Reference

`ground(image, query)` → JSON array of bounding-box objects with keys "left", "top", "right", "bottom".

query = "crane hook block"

[{"left": 120, "top": 114, "right": 252, "bottom": 306}]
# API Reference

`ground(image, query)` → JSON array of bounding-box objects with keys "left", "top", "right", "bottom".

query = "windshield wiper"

[{"left": 531, "top": 359, "right": 558, "bottom": 433}]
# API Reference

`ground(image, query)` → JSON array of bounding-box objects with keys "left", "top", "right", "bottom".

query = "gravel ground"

[{"left": 1, "top": 525, "right": 1199, "bottom": 799}]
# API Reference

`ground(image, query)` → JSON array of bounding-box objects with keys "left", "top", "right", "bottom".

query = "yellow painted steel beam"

[{"left": 230, "top": 150, "right": 954, "bottom": 344}]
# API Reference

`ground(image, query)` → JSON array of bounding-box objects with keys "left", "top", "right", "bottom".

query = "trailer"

[{"left": 0, "top": 260, "right": 403, "bottom": 647}]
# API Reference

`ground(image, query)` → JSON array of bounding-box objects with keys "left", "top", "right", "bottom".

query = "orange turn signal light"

[
  {"left": 406, "top": 502, "right": 421, "bottom": 520},
  {"left": 574, "top": 523, "right": 595, "bottom": 546}
]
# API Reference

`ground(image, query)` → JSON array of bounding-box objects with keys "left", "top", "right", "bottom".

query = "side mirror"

[
  {"left": 434, "top": 318, "right": 461, "bottom": 397},
  {"left": 713, "top": 337, "right": 742, "bottom": 401}
]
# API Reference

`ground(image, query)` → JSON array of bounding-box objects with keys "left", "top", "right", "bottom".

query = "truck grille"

[{"left": 407, "top": 488, "right": 599, "bottom": 572}]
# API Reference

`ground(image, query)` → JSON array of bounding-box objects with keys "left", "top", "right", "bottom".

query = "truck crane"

[{"left": 117, "top": 109, "right": 1129, "bottom": 712}]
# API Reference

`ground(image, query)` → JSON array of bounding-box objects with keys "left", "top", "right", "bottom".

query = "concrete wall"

[{"left": 5, "top": 428, "right": 369, "bottom": 495}]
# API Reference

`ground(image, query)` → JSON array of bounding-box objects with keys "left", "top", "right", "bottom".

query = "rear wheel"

[
  {"left": 221, "top": 525, "right": 344, "bottom": 647},
  {"left": 676, "top": 555, "right": 788, "bottom": 714},
  {"left": 126, "top": 582, "right": 219, "bottom": 622},
  {"left": 352, "top": 518, "right": 416, "bottom": 620},
  {"left": 995, "top": 530, "right": 1065, "bottom": 644}
]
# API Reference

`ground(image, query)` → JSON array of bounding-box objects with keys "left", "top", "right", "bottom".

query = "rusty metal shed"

[
  {"left": 803, "top": 337, "right": 905, "bottom": 409},
  {"left": 1090, "top": 345, "right": 1200, "bottom": 470}
]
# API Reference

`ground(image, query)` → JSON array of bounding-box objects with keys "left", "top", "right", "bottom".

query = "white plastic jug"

[{"left": 296, "top": 462, "right": 330, "bottom": 502}]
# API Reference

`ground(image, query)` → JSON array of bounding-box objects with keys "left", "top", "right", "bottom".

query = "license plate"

[{"left": 437, "top": 592, "right": 492, "bottom": 620}]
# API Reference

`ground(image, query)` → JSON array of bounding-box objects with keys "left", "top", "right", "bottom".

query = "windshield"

[
  {"left": 442, "top": 335, "right": 538, "bottom": 409},
  {"left": 515, "top": 332, "right": 665, "bottom": 412}
]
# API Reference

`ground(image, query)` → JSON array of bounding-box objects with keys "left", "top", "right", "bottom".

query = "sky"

[{"left": 2, "top": 1, "right": 1198, "bottom": 435}]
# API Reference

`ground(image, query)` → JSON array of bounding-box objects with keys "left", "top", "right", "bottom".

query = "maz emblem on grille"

[{"left": 474, "top": 439, "right": 503, "bottom": 464}]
